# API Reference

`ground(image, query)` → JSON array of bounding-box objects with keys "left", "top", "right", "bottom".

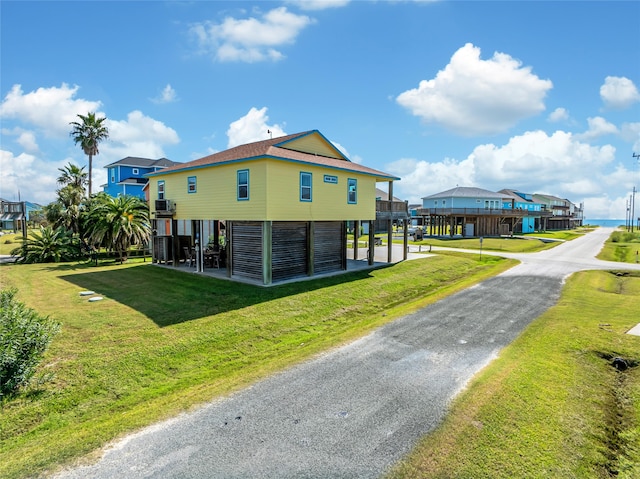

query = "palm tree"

[
  {"left": 57, "top": 163, "right": 87, "bottom": 194},
  {"left": 69, "top": 112, "right": 109, "bottom": 196},
  {"left": 83, "top": 193, "right": 151, "bottom": 263}
]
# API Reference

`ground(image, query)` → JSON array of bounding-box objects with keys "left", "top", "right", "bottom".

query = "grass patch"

[
  {"left": 0, "top": 253, "right": 514, "bottom": 478},
  {"left": 0, "top": 232, "right": 25, "bottom": 255},
  {"left": 387, "top": 270, "right": 640, "bottom": 479},
  {"left": 597, "top": 230, "right": 640, "bottom": 264},
  {"left": 404, "top": 236, "right": 559, "bottom": 253}
]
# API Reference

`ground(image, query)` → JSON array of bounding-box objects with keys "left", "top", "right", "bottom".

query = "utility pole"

[
  {"left": 626, "top": 198, "right": 630, "bottom": 230},
  {"left": 632, "top": 186, "right": 636, "bottom": 233},
  {"left": 634, "top": 153, "right": 640, "bottom": 232}
]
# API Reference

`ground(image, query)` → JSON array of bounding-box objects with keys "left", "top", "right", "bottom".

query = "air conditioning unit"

[{"left": 155, "top": 199, "right": 175, "bottom": 212}]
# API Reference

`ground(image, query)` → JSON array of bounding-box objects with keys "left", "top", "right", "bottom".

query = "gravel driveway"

[{"left": 52, "top": 228, "right": 640, "bottom": 479}]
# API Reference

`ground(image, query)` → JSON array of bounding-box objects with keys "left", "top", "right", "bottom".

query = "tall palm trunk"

[{"left": 88, "top": 153, "right": 93, "bottom": 196}]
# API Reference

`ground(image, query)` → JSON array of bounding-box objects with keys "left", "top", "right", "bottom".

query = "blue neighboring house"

[
  {"left": 420, "top": 186, "right": 513, "bottom": 237},
  {"left": 499, "top": 189, "right": 542, "bottom": 234},
  {"left": 102, "top": 157, "right": 180, "bottom": 199}
]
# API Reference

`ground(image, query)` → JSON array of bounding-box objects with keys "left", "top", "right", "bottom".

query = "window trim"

[
  {"left": 237, "top": 169, "right": 249, "bottom": 201},
  {"left": 300, "top": 172, "right": 312, "bottom": 202},
  {"left": 132, "top": 168, "right": 139, "bottom": 175},
  {"left": 187, "top": 176, "right": 197, "bottom": 194},
  {"left": 157, "top": 180, "right": 165, "bottom": 200},
  {"left": 347, "top": 178, "right": 357, "bottom": 204}
]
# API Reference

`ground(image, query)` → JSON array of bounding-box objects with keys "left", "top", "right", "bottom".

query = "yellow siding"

[
  {"left": 150, "top": 158, "right": 379, "bottom": 221},
  {"left": 150, "top": 161, "right": 268, "bottom": 220},
  {"left": 264, "top": 161, "right": 376, "bottom": 221},
  {"left": 281, "top": 133, "right": 344, "bottom": 159}
]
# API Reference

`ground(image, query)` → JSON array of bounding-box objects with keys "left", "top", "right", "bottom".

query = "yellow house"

[{"left": 147, "top": 130, "right": 407, "bottom": 285}]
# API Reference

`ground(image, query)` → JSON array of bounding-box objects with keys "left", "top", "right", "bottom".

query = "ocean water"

[{"left": 584, "top": 219, "right": 626, "bottom": 227}]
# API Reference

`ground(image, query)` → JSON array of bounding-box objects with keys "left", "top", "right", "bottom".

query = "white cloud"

[
  {"left": 104, "top": 110, "right": 180, "bottom": 160},
  {"left": 190, "top": 7, "right": 314, "bottom": 63},
  {"left": 0, "top": 83, "right": 102, "bottom": 138},
  {"left": 388, "top": 130, "right": 618, "bottom": 206},
  {"left": 575, "top": 116, "right": 619, "bottom": 141},
  {"left": 396, "top": 43, "right": 553, "bottom": 136},
  {"left": 548, "top": 107, "right": 569, "bottom": 122},
  {"left": 227, "top": 107, "right": 286, "bottom": 147},
  {"left": 0, "top": 150, "right": 69, "bottom": 205},
  {"left": 151, "top": 84, "right": 177, "bottom": 104},
  {"left": 2, "top": 127, "right": 39, "bottom": 153},
  {"left": 600, "top": 76, "right": 640, "bottom": 109},
  {"left": 16, "top": 130, "right": 39, "bottom": 153}
]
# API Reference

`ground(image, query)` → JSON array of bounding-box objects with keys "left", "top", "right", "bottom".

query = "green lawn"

[
  {"left": 0, "top": 254, "right": 514, "bottom": 479},
  {"left": 0, "top": 232, "right": 24, "bottom": 255},
  {"left": 597, "top": 230, "right": 640, "bottom": 264},
  {"left": 387, "top": 269, "right": 640, "bottom": 479},
  {"left": 406, "top": 236, "right": 559, "bottom": 253}
]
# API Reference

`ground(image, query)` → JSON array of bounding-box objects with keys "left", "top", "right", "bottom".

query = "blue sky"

[{"left": 1, "top": 0, "right": 639, "bottom": 219}]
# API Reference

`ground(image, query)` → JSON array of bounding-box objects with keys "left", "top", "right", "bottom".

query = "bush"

[{"left": 0, "top": 289, "right": 60, "bottom": 398}]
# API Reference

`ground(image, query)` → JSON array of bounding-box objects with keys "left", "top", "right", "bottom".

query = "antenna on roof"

[{"left": 267, "top": 129, "right": 272, "bottom": 139}]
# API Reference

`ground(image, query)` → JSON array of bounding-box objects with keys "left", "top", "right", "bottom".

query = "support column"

[
  {"left": 403, "top": 218, "right": 408, "bottom": 260},
  {"left": 308, "top": 221, "right": 315, "bottom": 277},
  {"left": 368, "top": 220, "right": 375, "bottom": 265},
  {"left": 262, "top": 221, "right": 272, "bottom": 285},
  {"left": 387, "top": 219, "right": 393, "bottom": 263},
  {"left": 353, "top": 220, "right": 360, "bottom": 261},
  {"left": 171, "top": 219, "right": 179, "bottom": 267}
]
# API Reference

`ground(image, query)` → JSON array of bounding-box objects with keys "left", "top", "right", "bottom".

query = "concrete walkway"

[{"left": 52, "top": 228, "right": 640, "bottom": 479}]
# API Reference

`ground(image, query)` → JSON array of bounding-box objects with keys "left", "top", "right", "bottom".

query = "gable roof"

[
  {"left": 499, "top": 189, "right": 539, "bottom": 204},
  {"left": 104, "top": 157, "right": 179, "bottom": 169},
  {"left": 423, "top": 186, "right": 509, "bottom": 200},
  {"left": 147, "top": 130, "right": 399, "bottom": 181}
]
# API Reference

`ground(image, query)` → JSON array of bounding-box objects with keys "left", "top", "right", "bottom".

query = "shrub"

[
  {"left": 0, "top": 289, "right": 60, "bottom": 398},
  {"left": 11, "top": 226, "right": 82, "bottom": 263}
]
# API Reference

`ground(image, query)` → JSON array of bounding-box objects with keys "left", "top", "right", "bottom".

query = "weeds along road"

[{"left": 52, "top": 228, "right": 640, "bottom": 479}]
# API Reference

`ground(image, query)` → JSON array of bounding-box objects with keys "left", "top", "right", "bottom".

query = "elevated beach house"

[
  {"left": 417, "top": 186, "right": 541, "bottom": 237},
  {"left": 498, "top": 189, "right": 543, "bottom": 234},
  {"left": 146, "top": 130, "right": 407, "bottom": 285}
]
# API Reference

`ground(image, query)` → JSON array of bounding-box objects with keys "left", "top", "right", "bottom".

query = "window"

[
  {"left": 237, "top": 169, "right": 249, "bottom": 200},
  {"left": 110, "top": 168, "right": 115, "bottom": 184},
  {"left": 347, "top": 178, "right": 357, "bottom": 204},
  {"left": 158, "top": 181, "right": 165, "bottom": 200},
  {"left": 188, "top": 176, "right": 197, "bottom": 194},
  {"left": 300, "top": 172, "right": 312, "bottom": 201},
  {"left": 324, "top": 174, "right": 338, "bottom": 184},
  {"left": 132, "top": 168, "right": 139, "bottom": 175}
]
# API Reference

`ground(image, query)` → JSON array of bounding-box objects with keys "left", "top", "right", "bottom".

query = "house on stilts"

[{"left": 146, "top": 130, "right": 410, "bottom": 285}]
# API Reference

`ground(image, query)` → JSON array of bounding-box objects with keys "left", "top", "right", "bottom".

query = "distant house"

[
  {"left": 417, "top": 186, "right": 534, "bottom": 237},
  {"left": 499, "top": 189, "right": 543, "bottom": 234},
  {"left": 532, "top": 194, "right": 583, "bottom": 229},
  {"left": 102, "top": 157, "right": 181, "bottom": 199},
  {"left": 0, "top": 199, "right": 41, "bottom": 235},
  {"left": 146, "top": 130, "right": 408, "bottom": 285}
]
